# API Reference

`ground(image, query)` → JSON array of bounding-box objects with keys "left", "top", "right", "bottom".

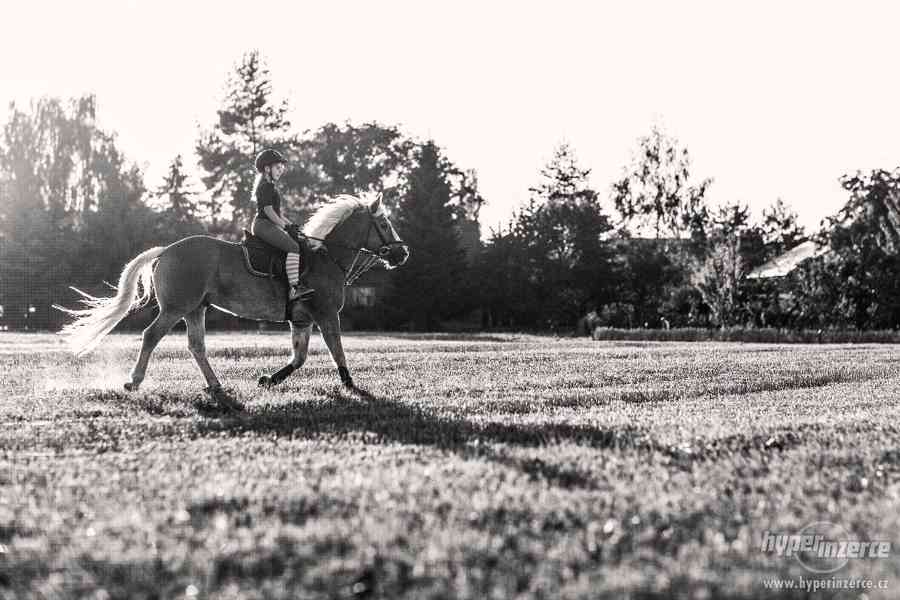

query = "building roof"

[{"left": 746, "top": 240, "right": 827, "bottom": 279}]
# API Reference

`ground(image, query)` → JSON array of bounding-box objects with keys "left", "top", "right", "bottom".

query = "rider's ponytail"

[{"left": 251, "top": 172, "right": 265, "bottom": 199}]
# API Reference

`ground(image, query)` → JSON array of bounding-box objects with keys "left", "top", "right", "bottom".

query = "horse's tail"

[{"left": 54, "top": 246, "right": 167, "bottom": 357}]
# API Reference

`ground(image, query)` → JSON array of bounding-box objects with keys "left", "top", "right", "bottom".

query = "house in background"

[{"left": 747, "top": 240, "right": 827, "bottom": 279}]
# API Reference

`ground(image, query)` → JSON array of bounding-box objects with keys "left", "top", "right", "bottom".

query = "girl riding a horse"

[
  {"left": 56, "top": 184, "right": 409, "bottom": 407},
  {"left": 250, "top": 148, "right": 319, "bottom": 301}
]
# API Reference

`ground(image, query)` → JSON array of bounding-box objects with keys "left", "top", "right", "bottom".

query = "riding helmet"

[{"left": 254, "top": 148, "right": 288, "bottom": 173}]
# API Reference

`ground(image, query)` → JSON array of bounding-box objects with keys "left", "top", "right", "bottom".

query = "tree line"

[{"left": 2, "top": 51, "right": 899, "bottom": 332}]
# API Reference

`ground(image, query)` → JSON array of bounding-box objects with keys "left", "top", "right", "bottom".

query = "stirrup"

[{"left": 289, "top": 284, "right": 315, "bottom": 301}]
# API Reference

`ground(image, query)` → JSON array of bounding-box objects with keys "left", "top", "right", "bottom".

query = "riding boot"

[{"left": 289, "top": 281, "right": 315, "bottom": 301}]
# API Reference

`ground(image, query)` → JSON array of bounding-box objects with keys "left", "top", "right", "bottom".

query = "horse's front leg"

[
  {"left": 317, "top": 314, "right": 353, "bottom": 388},
  {"left": 258, "top": 322, "right": 312, "bottom": 388}
]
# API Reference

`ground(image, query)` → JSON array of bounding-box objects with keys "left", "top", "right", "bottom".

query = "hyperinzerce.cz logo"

[{"left": 760, "top": 521, "right": 892, "bottom": 573}]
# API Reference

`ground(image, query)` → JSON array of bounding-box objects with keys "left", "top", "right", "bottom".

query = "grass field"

[{"left": 1, "top": 331, "right": 899, "bottom": 599}]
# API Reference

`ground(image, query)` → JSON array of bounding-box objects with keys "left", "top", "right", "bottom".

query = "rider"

[{"left": 250, "top": 149, "right": 317, "bottom": 301}]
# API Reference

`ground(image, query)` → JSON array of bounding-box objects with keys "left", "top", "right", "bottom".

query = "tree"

[
  {"left": 690, "top": 203, "right": 755, "bottom": 327},
  {"left": 761, "top": 198, "right": 806, "bottom": 257},
  {"left": 478, "top": 144, "right": 614, "bottom": 329},
  {"left": 612, "top": 126, "right": 711, "bottom": 240},
  {"left": 477, "top": 225, "right": 530, "bottom": 328},
  {"left": 388, "top": 141, "right": 469, "bottom": 330},
  {"left": 612, "top": 236, "right": 686, "bottom": 327},
  {"left": 785, "top": 169, "right": 900, "bottom": 329},
  {"left": 526, "top": 143, "right": 614, "bottom": 325},
  {"left": 196, "top": 50, "right": 293, "bottom": 231},
  {"left": 0, "top": 95, "right": 154, "bottom": 329},
  {"left": 298, "top": 122, "right": 415, "bottom": 207},
  {"left": 297, "top": 121, "right": 485, "bottom": 223},
  {"left": 155, "top": 154, "right": 201, "bottom": 230},
  {"left": 1, "top": 96, "right": 96, "bottom": 228},
  {"left": 731, "top": 198, "right": 807, "bottom": 328},
  {"left": 834, "top": 169, "right": 900, "bottom": 252},
  {"left": 80, "top": 144, "right": 157, "bottom": 289}
]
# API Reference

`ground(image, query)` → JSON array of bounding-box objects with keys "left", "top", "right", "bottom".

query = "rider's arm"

[{"left": 263, "top": 205, "right": 289, "bottom": 228}]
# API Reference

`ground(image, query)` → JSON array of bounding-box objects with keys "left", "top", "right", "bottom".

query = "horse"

[{"left": 55, "top": 193, "right": 409, "bottom": 410}]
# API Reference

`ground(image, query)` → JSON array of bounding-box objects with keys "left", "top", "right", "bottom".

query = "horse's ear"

[{"left": 370, "top": 193, "right": 382, "bottom": 214}]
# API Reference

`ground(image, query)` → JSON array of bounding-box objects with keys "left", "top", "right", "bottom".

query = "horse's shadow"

[{"left": 193, "top": 384, "right": 656, "bottom": 491}]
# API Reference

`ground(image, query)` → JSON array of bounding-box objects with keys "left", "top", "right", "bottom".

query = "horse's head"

[{"left": 361, "top": 193, "right": 409, "bottom": 268}]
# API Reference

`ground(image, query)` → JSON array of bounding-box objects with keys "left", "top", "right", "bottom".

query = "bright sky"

[{"left": 3, "top": 0, "right": 900, "bottom": 235}]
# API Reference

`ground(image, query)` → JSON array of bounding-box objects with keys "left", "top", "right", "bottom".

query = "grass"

[{"left": 1, "top": 331, "right": 899, "bottom": 599}]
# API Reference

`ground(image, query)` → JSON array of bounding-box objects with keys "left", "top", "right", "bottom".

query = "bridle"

[{"left": 305, "top": 209, "right": 407, "bottom": 286}]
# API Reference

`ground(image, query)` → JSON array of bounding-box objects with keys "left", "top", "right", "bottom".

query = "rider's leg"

[
  {"left": 284, "top": 252, "right": 313, "bottom": 300},
  {"left": 251, "top": 218, "right": 314, "bottom": 300}
]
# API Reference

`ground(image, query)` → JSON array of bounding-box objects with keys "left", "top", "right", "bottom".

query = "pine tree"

[
  {"left": 156, "top": 154, "right": 198, "bottom": 224},
  {"left": 196, "top": 50, "right": 293, "bottom": 231},
  {"left": 525, "top": 143, "right": 614, "bottom": 325},
  {"left": 389, "top": 141, "right": 468, "bottom": 330},
  {"left": 528, "top": 143, "right": 611, "bottom": 262}
]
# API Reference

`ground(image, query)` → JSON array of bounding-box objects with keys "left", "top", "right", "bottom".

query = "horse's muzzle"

[{"left": 387, "top": 244, "right": 410, "bottom": 267}]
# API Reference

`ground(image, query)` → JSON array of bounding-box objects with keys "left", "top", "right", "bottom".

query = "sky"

[{"left": 3, "top": 0, "right": 900, "bottom": 235}]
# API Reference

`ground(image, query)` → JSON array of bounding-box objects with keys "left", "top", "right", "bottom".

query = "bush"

[{"left": 591, "top": 327, "right": 900, "bottom": 344}]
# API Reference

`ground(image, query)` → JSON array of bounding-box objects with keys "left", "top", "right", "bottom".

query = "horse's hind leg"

[
  {"left": 183, "top": 306, "right": 241, "bottom": 411},
  {"left": 124, "top": 310, "right": 183, "bottom": 391},
  {"left": 184, "top": 305, "right": 222, "bottom": 392}
]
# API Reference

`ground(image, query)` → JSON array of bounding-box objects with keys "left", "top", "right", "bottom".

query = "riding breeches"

[{"left": 251, "top": 217, "right": 300, "bottom": 254}]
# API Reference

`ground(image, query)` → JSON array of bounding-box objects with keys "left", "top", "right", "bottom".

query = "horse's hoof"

[
  {"left": 206, "top": 386, "right": 244, "bottom": 412},
  {"left": 337, "top": 366, "right": 353, "bottom": 389},
  {"left": 124, "top": 382, "right": 137, "bottom": 392},
  {"left": 258, "top": 375, "right": 272, "bottom": 388},
  {"left": 220, "top": 397, "right": 245, "bottom": 412}
]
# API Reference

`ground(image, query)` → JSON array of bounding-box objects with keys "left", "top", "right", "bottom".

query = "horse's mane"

[{"left": 303, "top": 194, "right": 373, "bottom": 239}]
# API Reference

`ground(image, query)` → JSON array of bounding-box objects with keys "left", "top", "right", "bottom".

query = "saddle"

[{"left": 240, "top": 229, "right": 289, "bottom": 280}]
